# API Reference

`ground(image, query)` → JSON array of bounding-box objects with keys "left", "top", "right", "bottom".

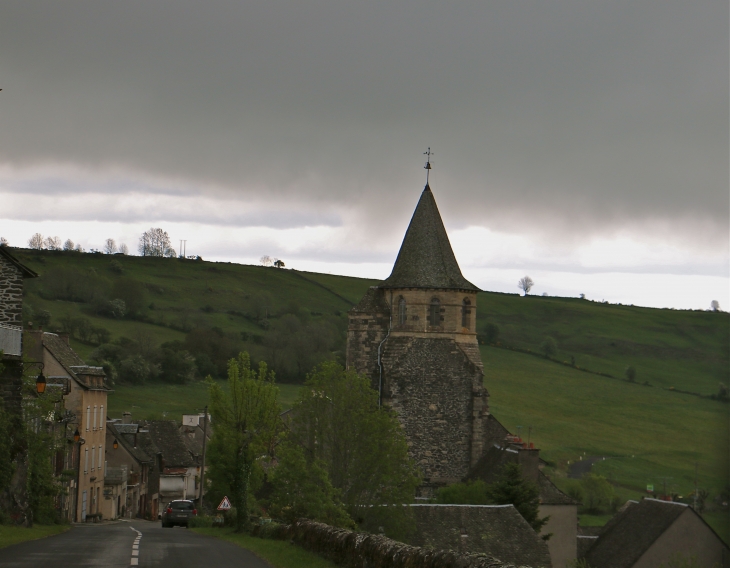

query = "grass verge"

[
  {"left": 0, "top": 524, "right": 70, "bottom": 549},
  {"left": 191, "top": 527, "right": 337, "bottom": 568}
]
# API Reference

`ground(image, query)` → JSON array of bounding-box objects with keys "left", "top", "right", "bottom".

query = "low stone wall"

[{"left": 255, "top": 520, "right": 535, "bottom": 568}]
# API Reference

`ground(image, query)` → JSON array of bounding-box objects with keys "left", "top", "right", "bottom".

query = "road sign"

[{"left": 217, "top": 496, "right": 232, "bottom": 511}]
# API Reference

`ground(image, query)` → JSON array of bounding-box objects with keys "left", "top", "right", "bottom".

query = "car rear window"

[{"left": 171, "top": 502, "right": 194, "bottom": 510}]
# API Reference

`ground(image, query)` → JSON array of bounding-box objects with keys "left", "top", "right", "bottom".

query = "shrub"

[
  {"left": 540, "top": 337, "right": 558, "bottom": 359},
  {"left": 580, "top": 474, "right": 615, "bottom": 514},
  {"left": 109, "top": 260, "right": 124, "bottom": 274},
  {"left": 188, "top": 515, "right": 214, "bottom": 528}
]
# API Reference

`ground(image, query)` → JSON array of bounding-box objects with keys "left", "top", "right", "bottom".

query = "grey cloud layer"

[{"left": 0, "top": 1, "right": 727, "bottom": 240}]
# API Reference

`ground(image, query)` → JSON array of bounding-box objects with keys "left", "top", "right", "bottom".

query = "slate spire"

[{"left": 381, "top": 184, "right": 480, "bottom": 291}]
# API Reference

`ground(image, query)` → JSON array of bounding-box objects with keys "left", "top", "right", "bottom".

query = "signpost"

[{"left": 217, "top": 496, "right": 232, "bottom": 511}]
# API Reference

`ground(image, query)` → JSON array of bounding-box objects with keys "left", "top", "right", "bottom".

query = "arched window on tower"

[
  {"left": 429, "top": 298, "right": 441, "bottom": 327},
  {"left": 398, "top": 297, "right": 407, "bottom": 326},
  {"left": 462, "top": 298, "right": 471, "bottom": 329}
]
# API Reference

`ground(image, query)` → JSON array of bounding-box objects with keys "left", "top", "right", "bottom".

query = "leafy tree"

[
  {"left": 0, "top": 236, "right": 8, "bottom": 247},
  {"left": 138, "top": 228, "right": 176, "bottom": 257},
  {"left": 540, "top": 336, "right": 558, "bottom": 359},
  {"left": 483, "top": 323, "right": 500, "bottom": 344},
  {"left": 159, "top": 347, "right": 196, "bottom": 384},
  {"left": 28, "top": 233, "right": 44, "bottom": 250},
  {"left": 107, "top": 299, "right": 127, "bottom": 319},
  {"left": 273, "top": 259, "right": 285, "bottom": 268},
  {"left": 435, "top": 479, "right": 490, "bottom": 504},
  {"left": 624, "top": 366, "right": 637, "bottom": 382},
  {"left": 580, "top": 474, "right": 615, "bottom": 514},
  {"left": 112, "top": 277, "right": 146, "bottom": 316},
  {"left": 34, "top": 310, "right": 52, "bottom": 328},
  {"left": 104, "top": 238, "right": 117, "bottom": 254},
  {"left": 74, "top": 244, "right": 84, "bottom": 253},
  {"left": 63, "top": 239, "right": 75, "bottom": 251},
  {"left": 287, "top": 361, "right": 420, "bottom": 538},
  {"left": 207, "top": 353, "right": 280, "bottom": 532},
  {"left": 268, "top": 440, "right": 353, "bottom": 527},
  {"left": 518, "top": 276, "right": 534, "bottom": 295},
  {"left": 485, "top": 463, "right": 549, "bottom": 533},
  {"left": 710, "top": 300, "right": 720, "bottom": 312},
  {"left": 118, "top": 355, "right": 158, "bottom": 384}
]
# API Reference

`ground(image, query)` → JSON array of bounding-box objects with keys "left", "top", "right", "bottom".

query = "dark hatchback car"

[{"left": 161, "top": 500, "right": 197, "bottom": 528}]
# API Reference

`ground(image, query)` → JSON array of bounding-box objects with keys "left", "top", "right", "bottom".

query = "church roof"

[{"left": 380, "top": 184, "right": 479, "bottom": 291}]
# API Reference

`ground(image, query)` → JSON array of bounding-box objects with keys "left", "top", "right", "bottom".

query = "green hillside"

[{"left": 12, "top": 248, "right": 729, "bottom": 538}]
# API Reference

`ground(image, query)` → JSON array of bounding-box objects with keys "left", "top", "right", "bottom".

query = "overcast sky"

[{"left": 1, "top": 1, "right": 727, "bottom": 309}]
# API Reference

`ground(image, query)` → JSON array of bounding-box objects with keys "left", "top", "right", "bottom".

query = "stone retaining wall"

[{"left": 255, "top": 520, "right": 535, "bottom": 568}]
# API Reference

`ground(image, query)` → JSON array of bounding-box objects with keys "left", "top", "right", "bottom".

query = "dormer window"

[
  {"left": 462, "top": 298, "right": 471, "bottom": 329},
  {"left": 398, "top": 297, "right": 407, "bottom": 326},
  {"left": 429, "top": 298, "right": 441, "bottom": 327}
]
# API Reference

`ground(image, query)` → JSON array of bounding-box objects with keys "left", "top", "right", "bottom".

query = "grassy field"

[
  {"left": 0, "top": 525, "right": 69, "bottom": 549},
  {"left": 108, "top": 381, "right": 302, "bottom": 420},
  {"left": 191, "top": 528, "right": 337, "bottom": 568}
]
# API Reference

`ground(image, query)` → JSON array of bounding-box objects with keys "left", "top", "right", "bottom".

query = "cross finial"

[{"left": 424, "top": 147, "right": 433, "bottom": 184}]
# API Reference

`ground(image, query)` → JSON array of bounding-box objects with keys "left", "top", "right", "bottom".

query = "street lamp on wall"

[
  {"left": 113, "top": 439, "right": 118, "bottom": 449},
  {"left": 73, "top": 429, "right": 81, "bottom": 443},
  {"left": 35, "top": 371, "right": 47, "bottom": 394}
]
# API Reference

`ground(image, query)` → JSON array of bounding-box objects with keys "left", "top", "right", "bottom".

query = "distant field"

[{"left": 108, "top": 381, "right": 302, "bottom": 421}]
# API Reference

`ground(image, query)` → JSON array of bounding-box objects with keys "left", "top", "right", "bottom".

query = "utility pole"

[
  {"left": 694, "top": 462, "right": 698, "bottom": 510},
  {"left": 199, "top": 406, "right": 208, "bottom": 512}
]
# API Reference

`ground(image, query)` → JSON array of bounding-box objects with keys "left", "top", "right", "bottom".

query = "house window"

[
  {"left": 98, "top": 444, "right": 103, "bottom": 469},
  {"left": 91, "top": 446, "right": 95, "bottom": 471},
  {"left": 398, "top": 297, "right": 407, "bottom": 326},
  {"left": 84, "top": 448, "right": 89, "bottom": 474},
  {"left": 86, "top": 406, "right": 90, "bottom": 431},
  {"left": 93, "top": 405, "right": 98, "bottom": 430},
  {"left": 462, "top": 298, "right": 471, "bottom": 329},
  {"left": 100, "top": 405, "right": 104, "bottom": 430},
  {"left": 429, "top": 298, "right": 441, "bottom": 327}
]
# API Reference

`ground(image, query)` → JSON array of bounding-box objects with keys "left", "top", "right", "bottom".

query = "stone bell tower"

[{"left": 346, "top": 182, "right": 490, "bottom": 493}]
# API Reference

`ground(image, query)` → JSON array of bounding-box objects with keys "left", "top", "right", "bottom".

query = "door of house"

[{"left": 81, "top": 490, "right": 87, "bottom": 522}]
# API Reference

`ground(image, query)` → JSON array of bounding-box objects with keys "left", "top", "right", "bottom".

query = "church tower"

[{"left": 346, "top": 182, "right": 490, "bottom": 494}]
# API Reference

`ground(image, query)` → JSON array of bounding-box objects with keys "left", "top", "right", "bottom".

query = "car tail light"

[
  {"left": 166, "top": 507, "right": 172, "bottom": 514},
  {"left": 192, "top": 509, "right": 197, "bottom": 515}
]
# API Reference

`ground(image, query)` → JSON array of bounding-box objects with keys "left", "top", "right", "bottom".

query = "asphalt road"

[{"left": 0, "top": 521, "right": 272, "bottom": 568}]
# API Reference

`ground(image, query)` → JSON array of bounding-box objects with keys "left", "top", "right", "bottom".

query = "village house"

[
  {"left": 582, "top": 498, "right": 729, "bottom": 568},
  {"left": 24, "top": 330, "right": 112, "bottom": 522},
  {"left": 105, "top": 418, "right": 154, "bottom": 518}
]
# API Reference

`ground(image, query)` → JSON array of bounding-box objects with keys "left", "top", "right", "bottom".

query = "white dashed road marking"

[{"left": 130, "top": 527, "right": 142, "bottom": 566}]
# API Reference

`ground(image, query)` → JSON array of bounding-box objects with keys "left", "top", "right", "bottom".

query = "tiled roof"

[
  {"left": 115, "top": 424, "right": 139, "bottom": 434},
  {"left": 146, "top": 420, "right": 195, "bottom": 468},
  {"left": 350, "top": 286, "right": 391, "bottom": 314},
  {"left": 107, "top": 423, "right": 152, "bottom": 464},
  {"left": 41, "top": 333, "right": 111, "bottom": 391},
  {"left": 537, "top": 471, "right": 578, "bottom": 505},
  {"left": 583, "top": 499, "right": 704, "bottom": 568},
  {"left": 409, "top": 504, "right": 552, "bottom": 568},
  {"left": 380, "top": 185, "right": 479, "bottom": 291}
]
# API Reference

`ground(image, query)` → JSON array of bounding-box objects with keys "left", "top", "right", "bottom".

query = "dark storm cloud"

[{"left": 0, "top": 1, "right": 727, "bottom": 241}]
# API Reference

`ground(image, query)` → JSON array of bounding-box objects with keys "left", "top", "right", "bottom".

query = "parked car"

[{"left": 161, "top": 500, "right": 197, "bottom": 528}]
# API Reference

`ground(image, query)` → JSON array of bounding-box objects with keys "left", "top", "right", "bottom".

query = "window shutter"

[{"left": 84, "top": 448, "right": 89, "bottom": 474}]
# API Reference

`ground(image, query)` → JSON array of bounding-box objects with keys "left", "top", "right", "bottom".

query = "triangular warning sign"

[{"left": 217, "top": 496, "right": 232, "bottom": 510}]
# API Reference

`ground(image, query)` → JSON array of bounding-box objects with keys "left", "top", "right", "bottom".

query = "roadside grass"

[
  {"left": 191, "top": 528, "right": 337, "bottom": 568},
  {"left": 0, "top": 525, "right": 69, "bottom": 549},
  {"left": 482, "top": 346, "right": 728, "bottom": 503},
  {"left": 108, "top": 381, "right": 302, "bottom": 420}
]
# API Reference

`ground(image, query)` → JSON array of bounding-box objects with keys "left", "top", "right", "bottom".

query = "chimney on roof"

[
  {"left": 59, "top": 333, "right": 70, "bottom": 345},
  {"left": 122, "top": 412, "right": 132, "bottom": 424}
]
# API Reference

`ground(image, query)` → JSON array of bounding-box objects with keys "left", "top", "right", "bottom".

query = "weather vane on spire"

[{"left": 424, "top": 147, "right": 433, "bottom": 184}]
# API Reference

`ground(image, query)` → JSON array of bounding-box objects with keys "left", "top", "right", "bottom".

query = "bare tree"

[
  {"left": 119, "top": 243, "right": 129, "bottom": 255},
  {"left": 138, "top": 228, "right": 176, "bottom": 257},
  {"left": 28, "top": 233, "right": 44, "bottom": 250},
  {"left": 44, "top": 236, "right": 61, "bottom": 250},
  {"left": 104, "top": 238, "right": 117, "bottom": 255},
  {"left": 710, "top": 300, "right": 720, "bottom": 312},
  {"left": 63, "top": 239, "right": 75, "bottom": 251},
  {"left": 260, "top": 255, "right": 274, "bottom": 267},
  {"left": 518, "top": 276, "right": 534, "bottom": 296},
  {"left": 273, "top": 259, "right": 285, "bottom": 268},
  {"left": 0, "top": 237, "right": 8, "bottom": 247}
]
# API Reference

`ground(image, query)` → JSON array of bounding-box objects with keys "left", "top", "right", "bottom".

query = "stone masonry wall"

[
  {"left": 0, "top": 254, "right": 24, "bottom": 326},
  {"left": 382, "top": 337, "right": 488, "bottom": 486},
  {"left": 254, "top": 519, "right": 531, "bottom": 568}
]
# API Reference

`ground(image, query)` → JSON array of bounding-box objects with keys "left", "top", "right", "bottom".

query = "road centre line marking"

[
  {"left": 132, "top": 550, "right": 139, "bottom": 556},
  {"left": 131, "top": 559, "right": 138, "bottom": 566}
]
